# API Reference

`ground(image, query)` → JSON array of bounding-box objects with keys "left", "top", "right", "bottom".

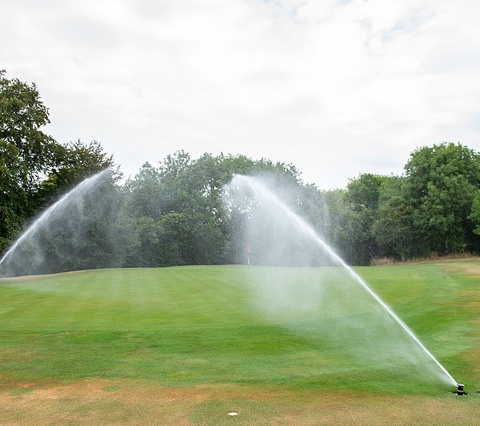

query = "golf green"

[{"left": 1, "top": 260, "right": 479, "bottom": 424}]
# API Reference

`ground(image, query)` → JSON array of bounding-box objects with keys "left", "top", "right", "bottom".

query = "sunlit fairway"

[{"left": 1, "top": 259, "right": 480, "bottom": 424}]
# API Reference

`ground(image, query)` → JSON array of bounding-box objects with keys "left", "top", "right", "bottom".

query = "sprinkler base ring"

[{"left": 453, "top": 384, "right": 467, "bottom": 395}]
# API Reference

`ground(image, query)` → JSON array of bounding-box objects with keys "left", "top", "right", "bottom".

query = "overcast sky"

[{"left": 2, "top": 0, "right": 480, "bottom": 189}]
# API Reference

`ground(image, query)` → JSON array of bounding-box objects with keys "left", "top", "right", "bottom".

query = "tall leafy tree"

[
  {"left": 404, "top": 142, "right": 480, "bottom": 255},
  {"left": 317, "top": 188, "right": 348, "bottom": 253},
  {"left": 0, "top": 71, "right": 58, "bottom": 251},
  {"left": 0, "top": 71, "right": 116, "bottom": 255},
  {"left": 371, "top": 176, "right": 416, "bottom": 260},
  {"left": 0, "top": 70, "right": 61, "bottom": 191},
  {"left": 468, "top": 190, "right": 480, "bottom": 248},
  {"left": 0, "top": 141, "right": 28, "bottom": 251},
  {"left": 341, "top": 174, "right": 385, "bottom": 265},
  {"left": 35, "top": 139, "right": 116, "bottom": 207},
  {"left": 122, "top": 151, "right": 309, "bottom": 267},
  {"left": 124, "top": 162, "right": 164, "bottom": 219}
]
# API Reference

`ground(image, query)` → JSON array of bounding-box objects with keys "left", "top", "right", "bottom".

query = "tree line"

[{"left": 2, "top": 70, "right": 480, "bottom": 271}]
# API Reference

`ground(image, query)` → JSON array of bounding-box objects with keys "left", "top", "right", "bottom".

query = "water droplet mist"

[
  {"left": 0, "top": 171, "right": 458, "bottom": 387},
  {"left": 223, "top": 174, "right": 457, "bottom": 387}
]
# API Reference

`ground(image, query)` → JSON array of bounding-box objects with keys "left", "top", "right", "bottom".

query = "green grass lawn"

[{"left": 1, "top": 260, "right": 479, "bottom": 424}]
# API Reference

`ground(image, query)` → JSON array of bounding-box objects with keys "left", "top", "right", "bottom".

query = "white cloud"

[{"left": 2, "top": 0, "right": 480, "bottom": 188}]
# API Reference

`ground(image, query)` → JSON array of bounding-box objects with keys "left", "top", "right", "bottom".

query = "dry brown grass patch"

[{"left": 1, "top": 379, "right": 479, "bottom": 425}]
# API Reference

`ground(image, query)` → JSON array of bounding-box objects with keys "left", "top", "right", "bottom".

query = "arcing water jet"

[
  {"left": 0, "top": 171, "right": 109, "bottom": 277},
  {"left": 225, "top": 174, "right": 458, "bottom": 387}
]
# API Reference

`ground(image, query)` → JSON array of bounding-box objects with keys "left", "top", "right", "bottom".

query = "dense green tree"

[
  {"left": 124, "top": 162, "right": 164, "bottom": 219},
  {"left": 0, "top": 71, "right": 117, "bottom": 255},
  {"left": 0, "top": 70, "right": 60, "bottom": 191},
  {"left": 157, "top": 212, "right": 193, "bottom": 266},
  {"left": 35, "top": 140, "right": 116, "bottom": 208},
  {"left": 468, "top": 190, "right": 480, "bottom": 238},
  {"left": 404, "top": 142, "right": 480, "bottom": 255},
  {"left": 340, "top": 174, "right": 385, "bottom": 264},
  {"left": 0, "top": 70, "right": 57, "bottom": 250},
  {"left": 37, "top": 171, "right": 126, "bottom": 273},
  {"left": 371, "top": 176, "right": 416, "bottom": 260},
  {"left": 317, "top": 188, "right": 348, "bottom": 254},
  {"left": 180, "top": 153, "right": 229, "bottom": 264},
  {"left": 0, "top": 141, "right": 28, "bottom": 251},
  {"left": 122, "top": 151, "right": 308, "bottom": 267},
  {"left": 131, "top": 215, "right": 161, "bottom": 267}
]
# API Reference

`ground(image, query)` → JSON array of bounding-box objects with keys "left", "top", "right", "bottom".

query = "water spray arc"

[
  {"left": 0, "top": 171, "right": 109, "bottom": 277},
  {"left": 0, "top": 170, "right": 460, "bottom": 389},
  {"left": 231, "top": 174, "right": 458, "bottom": 387}
]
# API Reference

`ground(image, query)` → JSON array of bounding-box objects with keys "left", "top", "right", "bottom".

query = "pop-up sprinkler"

[{"left": 453, "top": 384, "right": 467, "bottom": 395}]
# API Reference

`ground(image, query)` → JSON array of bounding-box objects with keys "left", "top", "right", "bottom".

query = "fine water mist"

[
  {"left": 0, "top": 171, "right": 126, "bottom": 277},
  {"left": 0, "top": 169, "right": 457, "bottom": 387},
  {"left": 223, "top": 174, "right": 457, "bottom": 387}
]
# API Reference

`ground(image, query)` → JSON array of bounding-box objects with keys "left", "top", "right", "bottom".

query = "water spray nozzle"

[{"left": 454, "top": 384, "right": 467, "bottom": 395}]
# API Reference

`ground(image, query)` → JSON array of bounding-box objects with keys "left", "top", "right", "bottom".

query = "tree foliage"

[
  {"left": 3, "top": 71, "right": 480, "bottom": 269},
  {"left": 0, "top": 71, "right": 115, "bottom": 253},
  {"left": 0, "top": 70, "right": 59, "bottom": 189},
  {"left": 403, "top": 142, "right": 480, "bottom": 255},
  {"left": 341, "top": 174, "right": 385, "bottom": 265},
  {"left": 120, "top": 151, "right": 303, "bottom": 267},
  {"left": 371, "top": 176, "right": 414, "bottom": 261}
]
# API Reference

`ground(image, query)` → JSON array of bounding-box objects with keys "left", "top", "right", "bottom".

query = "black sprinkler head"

[{"left": 454, "top": 384, "right": 467, "bottom": 395}]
